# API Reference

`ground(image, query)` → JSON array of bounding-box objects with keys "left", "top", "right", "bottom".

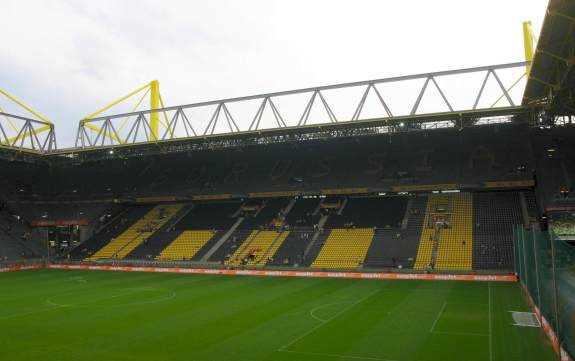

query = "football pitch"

[{"left": 0, "top": 269, "right": 557, "bottom": 361}]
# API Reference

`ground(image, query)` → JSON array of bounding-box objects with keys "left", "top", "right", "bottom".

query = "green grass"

[{"left": 0, "top": 269, "right": 558, "bottom": 361}]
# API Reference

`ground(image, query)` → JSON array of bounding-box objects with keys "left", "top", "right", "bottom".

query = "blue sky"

[{"left": 0, "top": 0, "right": 549, "bottom": 147}]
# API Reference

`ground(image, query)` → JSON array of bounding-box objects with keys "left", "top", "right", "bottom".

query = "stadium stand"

[
  {"left": 311, "top": 228, "right": 375, "bottom": 269},
  {"left": 0, "top": 124, "right": 537, "bottom": 201},
  {"left": 208, "top": 229, "right": 252, "bottom": 262},
  {"left": 156, "top": 230, "right": 217, "bottom": 261},
  {"left": 0, "top": 206, "right": 42, "bottom": 259},
  {"left": 324, "top": 196, "right": 407, "bottom": 228},
  {"left": 62, "top": 190, "right": 530, "bottom": 272},
  {"left": 1, "top": 122, "right": 562, "bottom": 272},
  {"left": 11, "top": 203, "right": 116, "bottom": 225},
  {"left": 434, "top": 193, "right": 473, "bottom": 270},
  {"left": 69, "top": 206, "right": 152, "bottom": 260},
  {"left": 413, "top": 193, "right": 473, "bottom": 270},
  {"left": 0, "top": 224, "right": 37, "bottom": 260},
  {"left": 472, "top": 191, "right": 524, "bottom": 270},
  {"left": 301, "top": 230, "right": 330, "bottom": 266},
  {"left": 267, "top": 230, "right": 315, "bottom": 266},
  {"left": 123, "top": 205, "right": 192, "bottom": 260},
  {"left": 238, "top": 198, "right": 289, "bottom": 229},
  {"left": 127, "top": 230, "right": 182, "bottom": 260},
  {"left": 174, "top": 201, "right": 241, "bottom": 230},
  {"left": 414, "top": 194, "right": 447, "bottom": 270},
  {"left": 86, "top": 204, "right": 182, "bottom": 260},
  {"left": 364, "top": 195, "right": 427, "bottom": 268},
  {"left": 225, "top": 230, "right": 289, "bottom": 266},
  {"left": 283, "top": 198, "right": 320, "bottom": 228}
]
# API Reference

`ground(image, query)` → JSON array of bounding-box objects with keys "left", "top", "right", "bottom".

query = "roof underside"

[{"left": 523, "top": 0, "right": 575, "bottom": 114}]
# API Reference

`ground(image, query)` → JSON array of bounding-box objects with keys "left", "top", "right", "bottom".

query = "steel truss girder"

[
  {"left": 75, "top": 61, "right": 529, "bottom": 150},
  {"left": 0, "top": 112, "right": 56, "bottom": 153},
  {"left": 61, "top": 105, "right": 541, "bottom": 161}
]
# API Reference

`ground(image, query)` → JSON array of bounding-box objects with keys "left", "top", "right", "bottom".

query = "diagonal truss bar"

[
  {"left": 249, "top": 98, "right": 267, "bottom": 131},
  {"left": 0, "top": 121, "right": 9, "bottom": 144},
  {"left": 298, "top": 91, "right": 318, "bottom": 126},
  {"left": 352, "top": 84, "right": 393, "bottom": 120},
  {"left": 0, "top": 112, "right": 56, "bottom": 151},
  {"left": 430, "top": 77, "right": 454, "bottom": 112},
  {"left": 222, "top": 103, "right": 239, "bottom": 132},
  {"left": 204, "top": 104, "right": 222, "bottom": 136},
  {"left": 411, "top": 78, "right": 431, "bottom": 115},
  {"left": 474, "top": 71, "right": 492, "bottom": 110},
  {"left": 180, "top": 110, "right": 197, "bottom": 137},
  {"left": 317, "top": 91, "right": 337, "bottom": 123},
  {"left": 268, "top": 98, "right": 286, "bottom": 127},
  {"left": 491, "top": 70, "right": 515, "bottom": 106}
]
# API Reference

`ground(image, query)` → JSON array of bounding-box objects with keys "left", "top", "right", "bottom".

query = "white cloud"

[{"left": 0, "top": 0, "right": 548, "bottom": 146}]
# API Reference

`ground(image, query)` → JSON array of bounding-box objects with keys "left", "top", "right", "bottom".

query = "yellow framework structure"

[
  {"left": 489, "top": 21, "right": 536, "bottom": 108},
  {"left": 0, "top": 88, "right": 54, "bottom": 148},
  {"left": 81, "top": 80, "right": 167, "bottom": 143},
  {"left": 522, "top": 21, "right": 536, "bottom": 76}
]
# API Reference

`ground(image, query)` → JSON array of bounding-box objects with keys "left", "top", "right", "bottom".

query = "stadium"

[{"left": 1, "top": 1, "right": 574, "bottom": 360}]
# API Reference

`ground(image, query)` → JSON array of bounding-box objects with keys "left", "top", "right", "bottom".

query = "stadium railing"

[
  {"left": 50, "top": 258, "right": 514, "bottom": 275},
  {"left": 514, "top": 226, "right": 575, "bottom": 361}
]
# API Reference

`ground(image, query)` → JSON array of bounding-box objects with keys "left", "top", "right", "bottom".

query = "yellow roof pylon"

[
  {"left": 81, "top": 80, "right": 169, "bottom": 144},
  {"left": 0, "top": 87, "right": 53, "bottom": 146}
]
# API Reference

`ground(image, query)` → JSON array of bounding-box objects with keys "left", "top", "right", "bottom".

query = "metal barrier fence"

[{"left": 514, "top": 226, "right": 575, "bottom": 360}]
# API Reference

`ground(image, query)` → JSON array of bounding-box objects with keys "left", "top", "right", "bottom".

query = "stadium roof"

[{"left": 523, "top": 0, "right": 575, "bottom": 114}]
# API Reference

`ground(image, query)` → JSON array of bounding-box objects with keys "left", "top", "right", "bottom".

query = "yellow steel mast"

[
  {"left": 82, "top": 80, "right": 166, "bottom": 144},
  {"left": 150, "top": 80, "right": 160, "bottom": 140},
  {"left": 522, "top": 21, "right": 535, "bottom": 75},
  {"left": 0, "top": 87, "right": 53, "bottom": 145}
]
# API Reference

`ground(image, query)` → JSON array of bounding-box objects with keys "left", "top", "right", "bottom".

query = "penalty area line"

[{"left": 429, "top": 301, "right": 447, "bottom": 333}]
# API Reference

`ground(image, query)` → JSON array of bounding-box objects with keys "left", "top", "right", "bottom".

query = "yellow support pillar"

[
  {"left": 150, "top": 80, "right": 160, "bottom": 140},
  {"left": 522, "top": 21, "right": 535, "bottom": 75}
]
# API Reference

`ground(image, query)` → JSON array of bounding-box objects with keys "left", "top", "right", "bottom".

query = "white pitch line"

[
  {"left": 429, "top": 301, "right": 447, "bottom": 333},
  {"left": 309, "top": 301, "right": 354, "bottom": 323},
  {"left": 278, "top": 288, "right": 380, "bottom": 352},
  {"left": 488, "top": 282, "right": 493, "bottom": 361},
  {"left": 279, "top": 349, "right": 398, "bottom": 361},
  {"left": 432, "top": 330, "right": 489, "bottom": 337}
]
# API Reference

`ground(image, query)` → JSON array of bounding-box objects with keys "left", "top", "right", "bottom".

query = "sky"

[{"left": 0, "top": 0, "right": 549, "bottom": 147}]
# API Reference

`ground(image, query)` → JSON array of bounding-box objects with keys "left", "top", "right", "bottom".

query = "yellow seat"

[
  {"left": 414, "top": 194, "right": 473, "bottom": 271},
  {"left": 311, "top": 228, "right": 374, "bottom": 269},
  {"left": 225, "top": 230, "right": 289, "bottom": 266},
  {"left": 156, "top": 230, "right": 215, "bottom": 261},
  {"left": 85, "top": 204, "right": 183, "bottom": 261}
]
